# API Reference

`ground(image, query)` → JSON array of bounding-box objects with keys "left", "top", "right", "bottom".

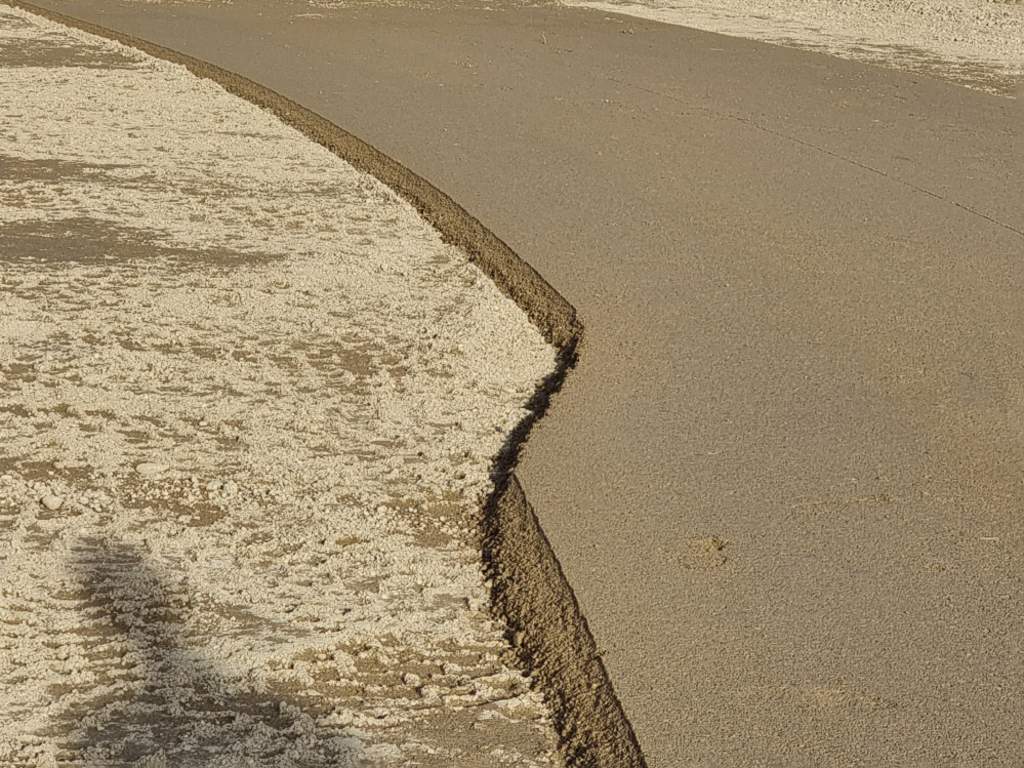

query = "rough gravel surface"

[{"left": 0, "top": 5, "right": 560, "bottom": 766}]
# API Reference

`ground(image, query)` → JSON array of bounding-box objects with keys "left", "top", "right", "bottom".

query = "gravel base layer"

[
  {"left": 0, "top": 5, "right": 562, "bottom": 766},
  {"left": 561, "top": 0, "right": 1024, "bottom": 94}
]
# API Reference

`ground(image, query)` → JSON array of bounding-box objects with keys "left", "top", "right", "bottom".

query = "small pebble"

[
  {"left": 40, "top": 494, "right": 64, "bottom": 511},
  {"left": 418, "top": 684, "right": 442, "bottom": 704},
  {"left": 135, "top": 462, "right": 167, "bottom": 478}
]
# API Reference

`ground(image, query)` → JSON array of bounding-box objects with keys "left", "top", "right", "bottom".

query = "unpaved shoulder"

[{"left": 0, "top": 5, "right": 560, "bottom": 766}]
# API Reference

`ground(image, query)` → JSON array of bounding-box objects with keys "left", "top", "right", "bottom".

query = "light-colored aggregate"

[
  {"left": 0, "top": 5, "right": 559, "bottom": 766},
  {"left": 562, "top": 0, "right": 1024, "bottom": 93}
]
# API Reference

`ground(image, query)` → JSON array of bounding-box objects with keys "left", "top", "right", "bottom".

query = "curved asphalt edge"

[{"left": 7, "top": 3, "right": 645, "bottom": 765}]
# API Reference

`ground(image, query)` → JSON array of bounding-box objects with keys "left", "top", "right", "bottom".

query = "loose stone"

[{"left": 39, "top": 494, "right": 63, "bottom": 511}]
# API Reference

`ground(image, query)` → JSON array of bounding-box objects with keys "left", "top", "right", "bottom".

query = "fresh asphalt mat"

[{"left": 8, "top": 1, "right": 1024, "bottom": 766}]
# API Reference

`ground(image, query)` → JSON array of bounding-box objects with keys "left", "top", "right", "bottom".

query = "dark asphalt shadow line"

[{"left": 52, "top": 538, "right": 365, "bottom": 767}]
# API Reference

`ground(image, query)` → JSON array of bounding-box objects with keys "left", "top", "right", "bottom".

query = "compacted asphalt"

[{"left": 22, "top": 2, "right": 1024, "bottom": 765}]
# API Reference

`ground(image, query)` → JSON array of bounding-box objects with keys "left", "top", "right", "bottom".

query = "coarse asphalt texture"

[{"left": 14, "top": 1, "right": 1024, "bottom": 766}]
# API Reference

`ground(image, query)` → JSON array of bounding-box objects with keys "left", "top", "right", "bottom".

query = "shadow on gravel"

[
  {"left": 52, "top": 539, "right": 365, "bottom": 768},
  {"left": 0, "top": 217, "right": 279, "bottom": 269}
]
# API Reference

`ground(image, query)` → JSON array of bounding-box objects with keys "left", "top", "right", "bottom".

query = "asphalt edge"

[
  {"left": 483, "top": 332, "right": 647, "bottom": 767},
  {"left": 7, "top": 2, "right": 647, "bottom": 765}
]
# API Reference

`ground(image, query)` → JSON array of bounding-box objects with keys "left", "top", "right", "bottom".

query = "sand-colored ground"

[
  {"left": 0, "top": 6, "right": 563, "bottom": 765},
  {"left": 560, "top": 0, "right": 1024, "bottom": 93}
]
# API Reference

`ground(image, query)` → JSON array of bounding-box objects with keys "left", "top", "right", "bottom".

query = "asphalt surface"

[{"left": 23, "top": 2, "right": 1024, "bottom": 765}]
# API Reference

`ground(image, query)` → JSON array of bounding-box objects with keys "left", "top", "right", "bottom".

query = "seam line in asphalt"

[{"left": 607, "top": 73, "right": 1024, "bottom": 240}]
